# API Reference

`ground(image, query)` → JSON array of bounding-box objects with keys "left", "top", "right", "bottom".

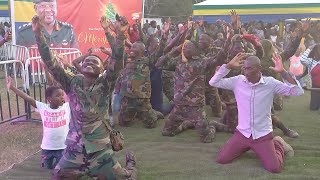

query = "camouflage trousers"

[
  {"left": 205, "top": 87, "right": 223, "bottom": 117},
  {"left": 273, "top": 94, "right": 283, "bottom": 111},
  {"left": 220, "top": 103, "right": 238, "bottom": 133},
  {"left": 51, "top": 146, "right": 137, "bottom": 180},
  {"left": 118, "top": 96, "right": 159, "bottom": 128},
  {"left": 161, "top": 105, "right": 216, "bottom": 143},
  {"left": 162, "top": 77, "right": 174, "bottom": 101}
]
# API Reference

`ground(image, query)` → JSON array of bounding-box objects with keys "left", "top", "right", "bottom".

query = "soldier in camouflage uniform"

[
  {"left": 162, "top": 70, "right": 174, "bottom": 101},
  {"left": 198, "top": 33, "right": 223, "bottom": 117},
  {"left": 260, "top": 39, "right": 300, "bottom": 138},
  {"left": 115, "top": 21, "right": 171, "bottom": 127},
  {"left": 116, "top": 40, "right": 165, "bottom": 128},
  {"left": 156, "top": 40, "right": 226, "bottom": 143},
  {"left": 33, "top": 15, "right": 137, "bottom": 180},
  {"left": 16, "top": 0, "right": 78, "bottom": 48}
]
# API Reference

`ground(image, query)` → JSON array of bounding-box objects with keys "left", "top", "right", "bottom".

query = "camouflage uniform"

[
  {"left": 260, "top": 38, "right": 301, "bottom": 138},
  {"left": 36, "top": 32, "right": 136, "bottom": 179},
  {"left": 203, "top": 48, "right": 223, "bottom": 117},
  {"left": 117, "top": 56, "right": 160, "bottom": 128},
  {"left": 16, "top": 21, "right": 78, "bottom": 48},
  {"left": 162, "top": 70, "right": 174, "bottom": 101},
  {"left": 157, "top": 52, "right": 226, "bottom": 143}
]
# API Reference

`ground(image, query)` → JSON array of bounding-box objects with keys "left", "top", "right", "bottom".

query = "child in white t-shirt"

[{"left": 7, "top": 77, "right": 70, "bottom": 169}]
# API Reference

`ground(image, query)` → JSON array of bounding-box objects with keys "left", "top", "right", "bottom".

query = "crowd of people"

[{"left": 4, "top": 2, "right": 320, "bottom": 179}]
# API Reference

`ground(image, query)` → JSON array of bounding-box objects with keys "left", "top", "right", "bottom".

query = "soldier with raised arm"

[{"left": 32, "top": 15, "right": 137, "bottom": 179}]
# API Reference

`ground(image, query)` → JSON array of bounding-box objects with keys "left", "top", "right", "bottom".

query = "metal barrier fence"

[
  {"left": 0, "top": 43, "right": 82, "bottom": 124},
  {"left": 0, "top": 60, "right": 30, "bottom": 124}
]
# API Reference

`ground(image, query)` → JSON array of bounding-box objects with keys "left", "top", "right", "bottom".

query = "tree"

[
  {"left": 193, "top": 0, "right": 205, "bottom": 3},
  {"left": 144, "top": 0, "right": 164, "bottom": 15}
]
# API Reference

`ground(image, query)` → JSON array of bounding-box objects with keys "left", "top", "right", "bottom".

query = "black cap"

[{"left": 33, "top": 0, "right": 55, "bottom": 4}]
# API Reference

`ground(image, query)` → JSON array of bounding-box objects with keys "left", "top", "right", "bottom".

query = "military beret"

[{"left": 33, "top": 0, "right": 56, "bottom": 4}]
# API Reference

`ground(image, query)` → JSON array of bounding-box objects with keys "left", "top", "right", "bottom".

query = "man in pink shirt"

[{"left": 209, "top": 53, "right": 304, "bottom": 173}]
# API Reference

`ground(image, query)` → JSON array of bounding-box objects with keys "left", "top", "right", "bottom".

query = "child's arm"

[{"left": 7, "top": 77, "right": 36, "bottom": 108}]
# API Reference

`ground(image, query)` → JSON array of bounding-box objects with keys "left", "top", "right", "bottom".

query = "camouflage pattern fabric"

[
  {"left": 17, "top": 21, "right": 78, "bottom": 48},
  {"left": 157, "top": 52, "right": 226, "bottom": 142},
  {"left": 36, "top": 31, "right": 136, "bottom": 179},
  {"left": 218, "top": 68, "right": 241, "bottom": 132},
  {"left": 205, "top": 87, "right": 222, "bottom": 117},
  {"left": 118, "top": 96, "right": 159, "bottom": 128},
  {"left": 202, "top": 47, "right": 223, "bottom": 117},
  {"left": 159, "top": 55, "right": 221, "bottom": 106},
  {"left": 162, "top": 105, "right": 216, "bottom": 143},
  {"left": 162, "top": 70, "right": 174, "bottom": 101},
  {"left": 118, "top": 57, "right": 153, "bottom": 99},
  {"left": 51, "top": 147, "right": 137, "bottom": 180},
  {"left": 260, "top": 38, "right": 302, "bottom": 111}
]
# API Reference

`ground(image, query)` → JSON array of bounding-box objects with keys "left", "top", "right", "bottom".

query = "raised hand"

[
  {"left": 116, "top": 15, "right": 129, "bottom": 33},
  {"left": 226, "top": 53, "right": 247, "bottom": 69},
  {"left": 163, "top": 17, "right": 171, "bottom": 34},
  {"left": 301, "top": 18, "right": 311, "bottom": 33},
  {"left": 32, "top": 15, "right": 42, "bottom": 37},
  {"left": 100, "top": 47, "right": 108, "bottom": 54},
  {"left": 100, "top": 16, "right": 111, "bottom": 30},
  {"left": 230, "top": 10, "right": 241, "bottom": 29},
  {"left": 4, "top": 30, "right": 12, "bottom": 42},
  {"left": 6, "top": 76, "right": 13, "bottom": 90},
  {"left": 86, "top": 47, "right": 93, "bottom": 56},
  {"left": 269, "top": 53, "right": 285, "bottom": 73}
]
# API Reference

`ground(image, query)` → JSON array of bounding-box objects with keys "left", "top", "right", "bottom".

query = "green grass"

[
  {"left": 0, "top": 92, "right": 319, "bottom": 179},
  {"left": 113, "top": 92, "right": 320, "bottom": 180}
]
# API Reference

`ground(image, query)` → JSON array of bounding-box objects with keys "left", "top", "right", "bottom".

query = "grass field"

[{"left": 0, "top": 92, "right": 320, "bottom": 180}]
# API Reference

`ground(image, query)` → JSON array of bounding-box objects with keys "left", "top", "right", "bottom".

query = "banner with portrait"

[{"left": 13, "top": 0, "right": 143, "bottom": 57}]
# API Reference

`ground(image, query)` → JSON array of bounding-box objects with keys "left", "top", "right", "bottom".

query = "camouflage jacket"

[
  {"left": 202, "top": 48, "right": 218, "bottom": 88},
  {"left": 115, "top": 38, "right": 166, "bottom": 98},
  {"left": 17, "top": 21, "right": 78, "bottom": 48},
  {"left": 36, "top": 33, "right": 124, "bottom": 154},
  {"left": 157, "top": 53, "right": 225, "bottom": 106},
  {"left": 118, "top": 57, "right": 152, "bottom": 98}
]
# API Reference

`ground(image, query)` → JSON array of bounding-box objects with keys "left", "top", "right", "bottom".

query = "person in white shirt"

[
  {"left": 209, "top": 53, "right": 304, "bottom": 173},
  {"left": 7, "top": 78, "right": 70, "bottom": 169}
]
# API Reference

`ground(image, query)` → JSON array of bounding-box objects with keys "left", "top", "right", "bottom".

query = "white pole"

[
  {"left": 9, "top": 0, "right": 16, "bottom": 45},
  {"left": 142, "top": 0, "right": 145, "bottom": 26}
]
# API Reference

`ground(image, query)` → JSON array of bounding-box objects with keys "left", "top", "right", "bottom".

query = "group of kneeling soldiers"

[{"left": 32, "top": 10, "right": 308, "bottom": 179}]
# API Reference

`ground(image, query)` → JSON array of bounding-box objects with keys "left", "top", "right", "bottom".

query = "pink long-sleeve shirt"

[{"left": 209, "top": 64, "right": 304, "bottom": 139}]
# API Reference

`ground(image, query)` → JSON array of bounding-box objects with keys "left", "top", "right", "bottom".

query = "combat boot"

[{"left": 125, "top": 151, "right": 137, "bottom": 180}]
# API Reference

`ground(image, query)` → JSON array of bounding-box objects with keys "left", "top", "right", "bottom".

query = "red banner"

[{"left": 56, "top": 0, "right": 142, "bottom": 57}]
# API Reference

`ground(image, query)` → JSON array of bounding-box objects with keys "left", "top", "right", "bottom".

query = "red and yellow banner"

[{"left": 14, "top": 0, "right": 143, "bottom": 57}]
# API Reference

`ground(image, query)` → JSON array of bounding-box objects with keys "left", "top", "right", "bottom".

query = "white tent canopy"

[{"left": 193, "top": 0, "right": 320, "bottom": 23}]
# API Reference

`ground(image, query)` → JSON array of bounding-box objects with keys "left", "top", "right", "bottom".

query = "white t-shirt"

[{"left": 36, "top": 101, "right": 70, "bottom": 150}]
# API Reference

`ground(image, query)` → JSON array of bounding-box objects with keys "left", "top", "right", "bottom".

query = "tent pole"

[{"left": 9, "top": 0, "right": 16, "bottom": 45}]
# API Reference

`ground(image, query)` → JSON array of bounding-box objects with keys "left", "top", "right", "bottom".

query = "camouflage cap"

[{"left": 33, "top": 0, "right": 56, "bottom": 4}]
